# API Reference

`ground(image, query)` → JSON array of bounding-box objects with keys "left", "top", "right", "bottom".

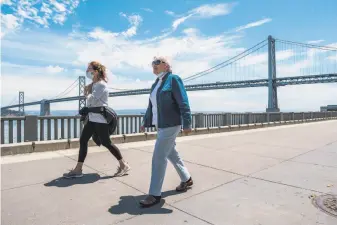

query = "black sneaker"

[{"left": 176, "top": 177, "right": 193, "bottom": 192}]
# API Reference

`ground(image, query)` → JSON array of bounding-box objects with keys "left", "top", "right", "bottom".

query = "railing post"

[
  {"left": 302, "top": 112, "right": 305, "bottom": 121},
  {"left": 280, "top": 112, "right": 284, "bottom": 122},
  {"left": 24, "top": 115, "right": 38, "bottom": 142},
  {"left": 195, "top": 113, "right": 205, "bottom": 128},
  {"left": 226, "top": 113, "right": 232, "bottom": 126},
  {"left": 291, "top": 112, "right": 295, "bottom": 121},
  {"left": 247, "top": 113, "right": 253, "bottom": 124},
  {"left": 266, "top": 113, "right": 270, "bottom": 123}
]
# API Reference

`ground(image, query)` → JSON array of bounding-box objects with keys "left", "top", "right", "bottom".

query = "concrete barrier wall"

[{"left": 2, "top": 117, "right": 336, "bottom": 156}]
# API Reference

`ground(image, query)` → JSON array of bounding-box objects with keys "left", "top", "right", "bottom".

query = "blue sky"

[{"left": 1, "top": 0, "right": 337, "bottom": 112}]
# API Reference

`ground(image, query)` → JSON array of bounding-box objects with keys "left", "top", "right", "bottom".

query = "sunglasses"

[{"left": 152, "top": 60, "right": 166, "bottom": 66}]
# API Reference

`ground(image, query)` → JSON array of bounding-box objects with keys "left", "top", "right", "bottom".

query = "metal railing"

[{"left": 1, "top": 112, "right": 337, "bottom": 144}]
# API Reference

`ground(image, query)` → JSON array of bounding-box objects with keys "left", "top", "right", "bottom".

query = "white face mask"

[{"left": 86, "top": 71, "right": 94, "bottom": 80}]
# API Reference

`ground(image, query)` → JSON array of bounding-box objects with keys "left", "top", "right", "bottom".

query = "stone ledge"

[{"left": 1, "top": 118, "right": 336, "bottom": 156}]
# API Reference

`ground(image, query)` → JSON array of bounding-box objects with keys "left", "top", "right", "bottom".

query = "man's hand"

[{"left": 182, "top": 128, "right": 192, "bottom": 135}]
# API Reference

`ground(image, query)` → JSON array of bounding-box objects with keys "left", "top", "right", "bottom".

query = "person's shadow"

[
  {"left": 44, "top": 173, "right": 114, "bottom": 188},
  {"left": 108, "top": 190, "right": 184, "bottom": 215}
]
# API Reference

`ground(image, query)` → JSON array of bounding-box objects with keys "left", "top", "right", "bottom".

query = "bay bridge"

[{"left": 2, "top": 35, "right": 337, "bottom": 116}]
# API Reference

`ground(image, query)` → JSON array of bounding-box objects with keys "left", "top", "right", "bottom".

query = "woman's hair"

[{"left": 89, "top": 61, "right": 107, "bottom": 82}]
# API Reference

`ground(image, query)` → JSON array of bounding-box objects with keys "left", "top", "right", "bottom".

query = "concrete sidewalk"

[{"left": 2, "top": 120, "right": 337, "bottom": 225}]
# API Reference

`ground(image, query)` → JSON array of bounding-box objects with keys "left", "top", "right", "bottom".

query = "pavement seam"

[
  {"left": 244, "top": 139, "right": 337, "bottom": 194},
  {"left": 287, "top": 160, "right": 337, "bottom": 169},
  {"left": 1, "top": 181, "right": 48, "bottom": 192},
  {"left": 171, "top": 176, "right": 245, "bottom": 204},
  {"left": 127, "top": 147, "right": 246, "bottom": 177},
  {"left": 247, "top": 176, "right": 325, "bottom": 194},
  {"left": 166, "top": 205, "right": 215, "bottom": 225},
  {"left": 270, "top": 140, "right": 337, "bottom": 166},
  {"left": 128, "top": 146, "right": 337, "bottom": 194},
  {"left": 129, "top": 140, "right": 336, "bottom": 172},
  {"left": 56, "top": 150, "right": 216, "bottom": 225},
  {"left": 124, "top": 147, "right": 329, "bottom": 203}
]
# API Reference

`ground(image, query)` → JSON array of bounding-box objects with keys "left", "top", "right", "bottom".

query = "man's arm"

[
  {"left": 141, "top": 99, "right": 152, "bottom": 127},
  {"left": 172, "top": 75, "right": 192, "bottom": 130}
]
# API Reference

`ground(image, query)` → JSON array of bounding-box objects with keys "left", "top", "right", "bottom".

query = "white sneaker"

[{"left": 114, "top": 164, "right": 131, "bottom": 177}]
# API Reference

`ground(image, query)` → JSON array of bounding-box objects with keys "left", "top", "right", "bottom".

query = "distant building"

[
  {"left": 327, "top": 105, "right": 337, "bottom": 111},
  {"left": 1, "top": 109, "right": 24, "bottom": 116},
  {"left": 320, "top": 105, "right": 337, "bottom": 112},
  {"left": 320, "top": 106, "right": 327, "bottom": 112}
]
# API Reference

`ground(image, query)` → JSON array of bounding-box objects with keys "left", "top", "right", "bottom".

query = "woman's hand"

[
  {"left": 140, "top": 126, "right": 145, "bottom": 133},
  {"left": 84, "top": 83, "right": 93, "bottom": 96}
]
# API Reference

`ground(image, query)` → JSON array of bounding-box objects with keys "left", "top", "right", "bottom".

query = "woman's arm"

[
  {"left": 86, "top": 82, "right": 106, "bottom": 102},
  {"left": 171, "top": 75, "right": 192, "bottom": 130}
]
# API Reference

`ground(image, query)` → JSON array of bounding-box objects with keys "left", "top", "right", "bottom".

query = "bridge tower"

[
  {"left": 40, "top": 100, "right": 50, "bottom": 116},
  {"left": 19, "top": 91, "right": 24, "bottom": 115},
  {"left": 266, "top": 35, "right": 280, "bottom": 112},
  {"left": 78, "top": 76, "right": 86, "bottom": 112}
]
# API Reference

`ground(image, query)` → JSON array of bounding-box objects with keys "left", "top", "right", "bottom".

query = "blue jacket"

[{"left": 142, "top": 72, "right": 192, "bottom": 129}]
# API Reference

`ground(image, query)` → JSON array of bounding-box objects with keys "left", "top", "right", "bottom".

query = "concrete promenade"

[{"left": 1, "top": 120, "right": 337, "bottom": 225}]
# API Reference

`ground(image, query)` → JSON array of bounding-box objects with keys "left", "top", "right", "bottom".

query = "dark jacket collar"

[{"left": 152, "top": 72, "right": 171, "bottom": 90}]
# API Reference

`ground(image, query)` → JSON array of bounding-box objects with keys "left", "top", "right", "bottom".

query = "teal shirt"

[{"left": 142, "top": 72, "right": 192, "bottom": 129}]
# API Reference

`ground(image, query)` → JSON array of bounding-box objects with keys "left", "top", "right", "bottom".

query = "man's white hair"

[{"left": 153, "top": 56, "right": 172, "bottom": 72}]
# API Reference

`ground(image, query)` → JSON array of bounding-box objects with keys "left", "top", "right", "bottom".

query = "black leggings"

[{"left": 78, "top": 121, "right": 123, "bottom": 162}]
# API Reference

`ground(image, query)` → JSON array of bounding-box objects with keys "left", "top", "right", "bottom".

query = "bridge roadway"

[
  {"left": 2, "top": 120, "right": 337, "bottom": 225},
  {"left": 2, "top": 73, "right": 337, "bottom": 109}
]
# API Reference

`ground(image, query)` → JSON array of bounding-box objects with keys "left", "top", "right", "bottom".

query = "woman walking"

[
  {"left": 63, "top": 61, "right": 131, "bottom": 178},
  {"left": 139, "top": 56, "right": 193, "bottom": 207}
]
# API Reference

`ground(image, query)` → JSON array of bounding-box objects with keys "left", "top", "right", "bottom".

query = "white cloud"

[
  {"left": 49, "top": 0, "right": 67, "bottom": 12},
  {"left": 141, "top": 8, "right": 153, "bottom": 13},
  {"left": 182, "top": 28, "right": 199, "bottom": 36},
  {"left": 46, "top": 65, "right": 65, "bottom": 73},
  {"left": 0, "top": 13, "right": 18, "bottom": 29},
  {"left": 1, "top": 0, "right": 13, "bottom": 5},
  {"left": 73, "top": 69, "right": 84, "bottom": 75},
  {"left": 1, "top": 0, "right": 82, "bottom": 38},
  {"left": 171, "top": 3, "right": 235, "bottom": 31},
  {"left": 119, "top": 12, "right": 143, "bottom": 37},
  {"left": 2, "top": 4, "right": 336, "bottom": 113},
  {"left": 1, "top": 63, "right": 78, "bottom": 103},
  {"left": 235, "top": 18, "right": 272, "bottom": 32},
  {"left": 276, "top": 43, "right": 337, "bottom": 77},
  {"left": 190, "top": 3, "right": 234, "bottom": 18},
  {"left": 0, "top": 13, "right": 20, "bottom": 37},
  {"left": 165, "top": 10, "right": 175, "bottom": 16},
  {"left": 307, "top": 40, "right": 324, "bottom": 44},
  {"left": 172, "top": 14, "right": 193, "bottom": 31},
  {"left": 328, "top": 55, "right": 337, "bottom": 62}
]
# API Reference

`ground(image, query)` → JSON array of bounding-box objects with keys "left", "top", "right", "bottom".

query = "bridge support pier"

[
  {"left": 40, "top": 100, "right": 50, "bottom": 116},
  {"left": 266, "top": 35, "right": 280, "bottom": 112}
]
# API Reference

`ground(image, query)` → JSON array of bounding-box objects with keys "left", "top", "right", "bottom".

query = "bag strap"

[{"left": 87, "top": 107, "right": 105, "bottom": 114}]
